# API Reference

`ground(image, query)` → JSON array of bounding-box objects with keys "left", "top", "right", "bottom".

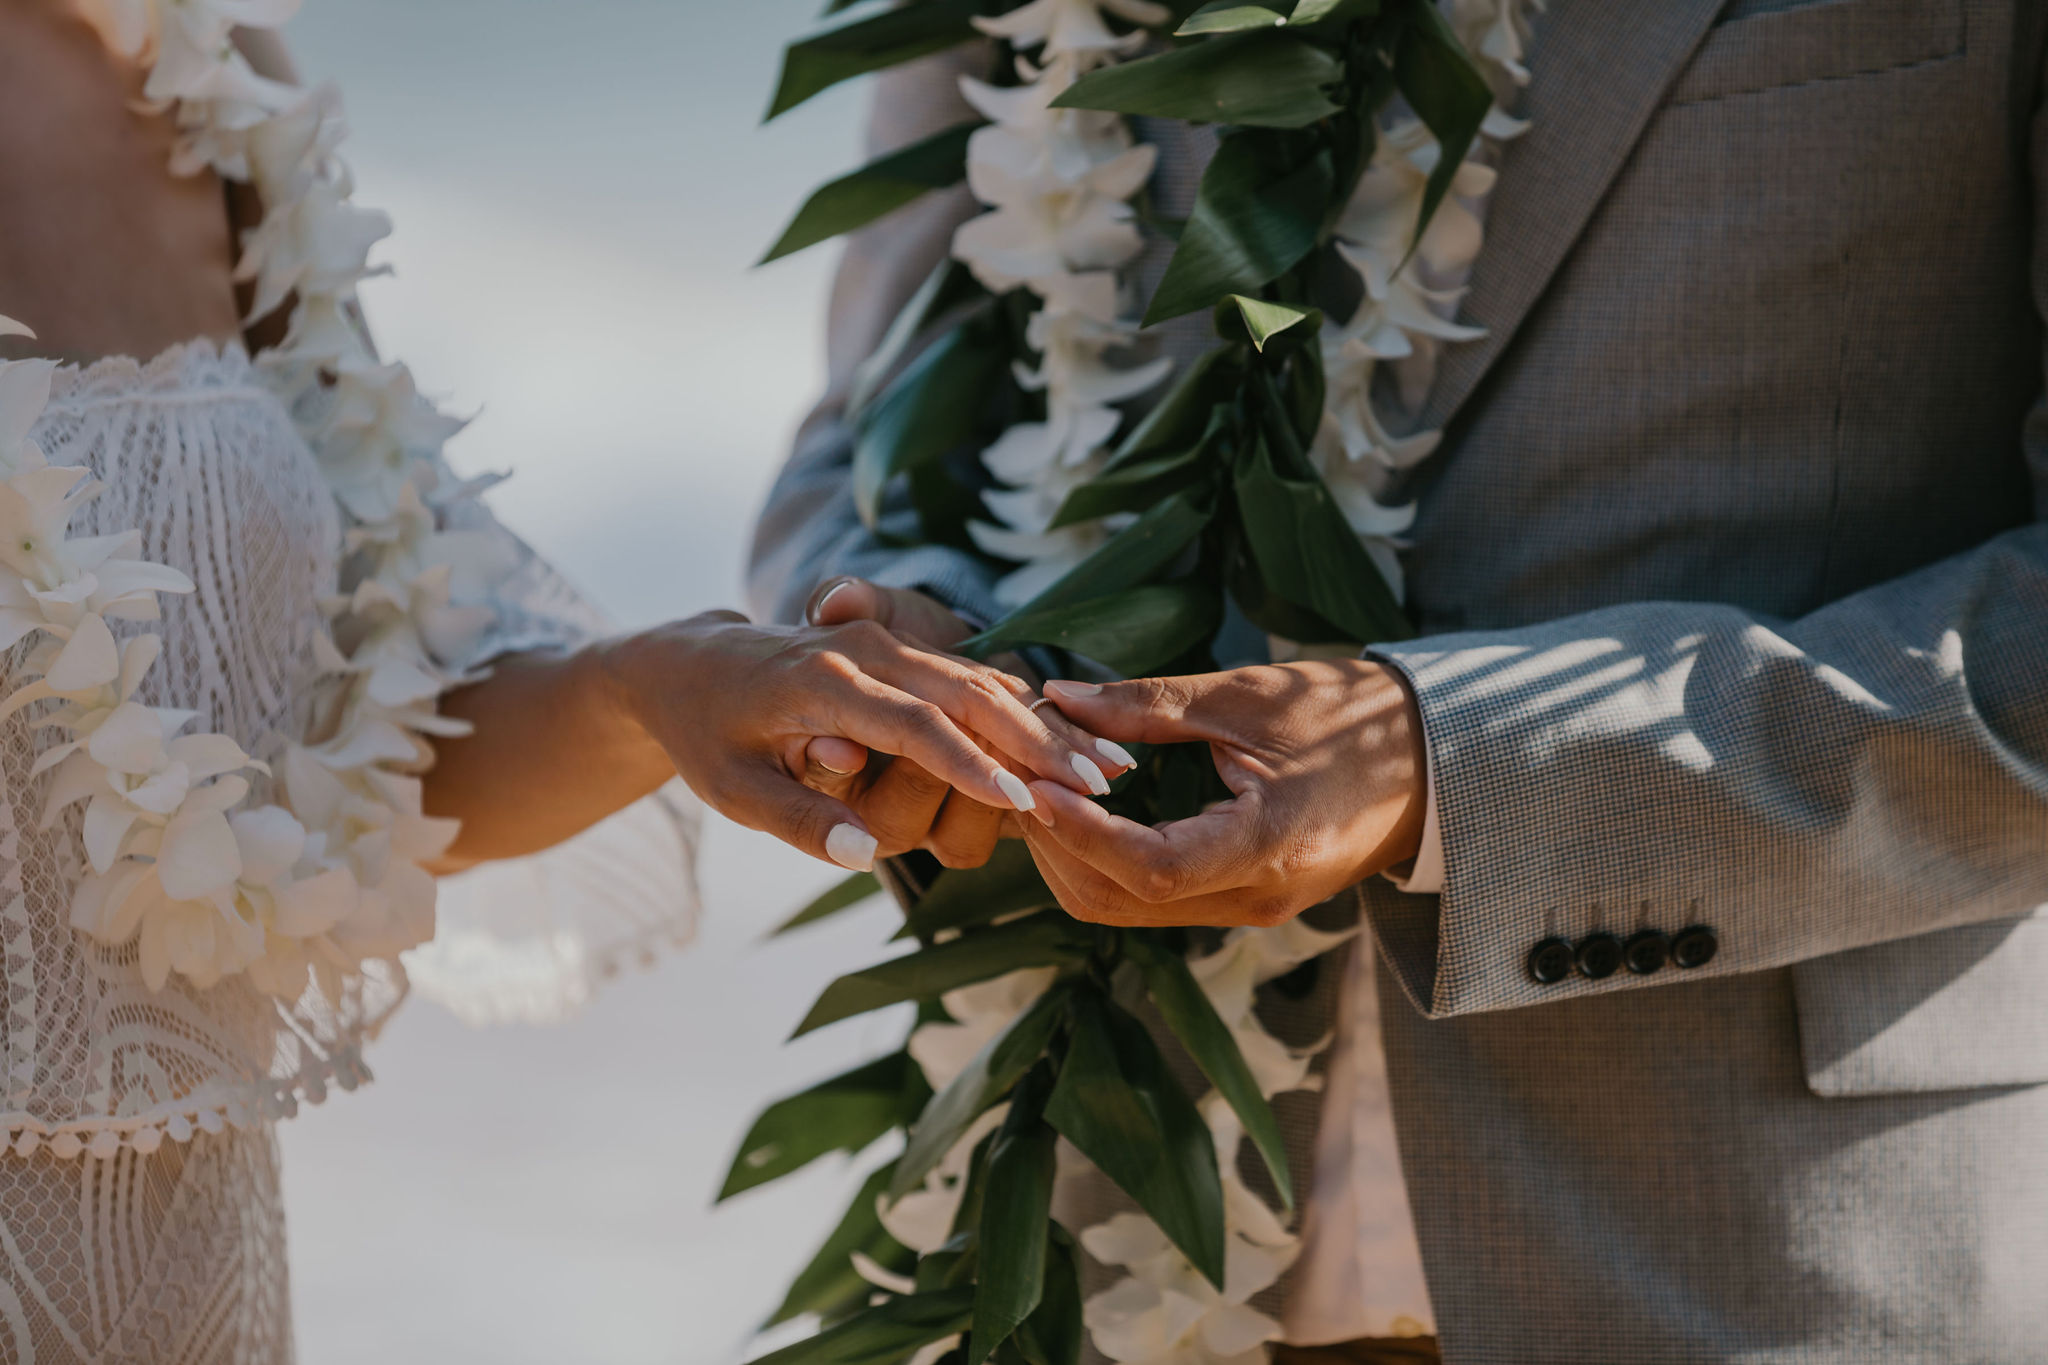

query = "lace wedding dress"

[{"left": 0, "top": 343, "right": 699, "bottom": 1363}]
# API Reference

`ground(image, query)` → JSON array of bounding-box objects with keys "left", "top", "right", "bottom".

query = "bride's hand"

[{"left": 596, "top": 611, "right": 1097, "bottom": 870}]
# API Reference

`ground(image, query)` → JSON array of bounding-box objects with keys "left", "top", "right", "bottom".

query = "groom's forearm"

[{"left": 1364, "top": 518, "right": 2048, "bottom": 1019}]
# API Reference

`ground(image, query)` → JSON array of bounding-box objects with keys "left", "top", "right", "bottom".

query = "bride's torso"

[
  {"left": 0, "top": 1, "right": 365, "bottom": 1148},
  {"left": 0, "top": 0, "right": 242, "bottom": 365}
]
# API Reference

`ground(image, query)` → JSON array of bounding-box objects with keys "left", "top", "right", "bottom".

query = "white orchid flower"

[
  {"left": 973, "top": 0, "right": 1172, "bottom": 58},
  {"left": 142, "top": 0, "right": 301, "bottom": 109},
  {"left": 312, "top": 360, "right": 466, "bottom": 522},
  {"left": 235, "top": 171, "right": 392, "bottom": 327},
  {"left": 39, "top": 699, "right": 259, "bottom": 881}
]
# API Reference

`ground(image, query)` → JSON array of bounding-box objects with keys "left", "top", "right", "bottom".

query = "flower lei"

[
  {"left": 740, "top": 2, "right": 1538, "bottom": 1362},
  {"left": 949, "top": 0, "right": 1176, "bottom": 606},
  {"left": 0, "top": 0, "right": 502, "bottom": 1028}
]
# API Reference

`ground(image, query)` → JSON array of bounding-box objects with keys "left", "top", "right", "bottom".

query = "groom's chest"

[{"left": 1144, "top": 0, "right": 2036, "bottom": 634}]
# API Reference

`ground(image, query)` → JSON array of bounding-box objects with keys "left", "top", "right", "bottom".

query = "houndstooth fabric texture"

[{"left": 757, "top": 0, "right": 2048, "bottom": 1360}]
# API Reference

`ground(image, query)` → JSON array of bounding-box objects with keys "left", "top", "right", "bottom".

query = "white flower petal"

[
  {"left": 44, "top": 612, "right": 120, "bottom": 692},
  {"left": 157, "top": 808, "right": 243, "bottom": 901}
]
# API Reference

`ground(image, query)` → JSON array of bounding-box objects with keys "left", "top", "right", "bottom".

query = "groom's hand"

[{"left": 1022, "top": 660, "right": 1427, "bottom": 926}]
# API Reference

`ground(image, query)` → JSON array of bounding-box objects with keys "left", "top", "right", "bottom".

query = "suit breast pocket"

[{"left": 1668, "top": 0, "right": 1964, "bottom": 106}]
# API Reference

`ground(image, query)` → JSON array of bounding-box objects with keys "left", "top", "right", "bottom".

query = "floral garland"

[
  {"left": 915, "top": 2, "right": 1538, "bottom": 1362},
  {"left": 951, "top": 0, "right": 1176, "bottom": 607},
  {"left": 739, "top": 2, "right": 1542, "bottom": 1362},
  {"left": 0, "top": 0, "right": 502, "bottom": 1069}
]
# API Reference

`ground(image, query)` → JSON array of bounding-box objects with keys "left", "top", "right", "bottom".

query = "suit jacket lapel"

[{"left": 1417, "top": 0, "right": 1730, "bottom": 434}]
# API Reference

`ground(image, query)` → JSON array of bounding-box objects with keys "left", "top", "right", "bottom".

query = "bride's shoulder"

[{"left": 0, "top": 2, "right": 240, "bottom": 366}]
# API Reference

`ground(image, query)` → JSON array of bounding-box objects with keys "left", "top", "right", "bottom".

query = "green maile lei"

[{"left": 730, "top": 2, "right": 1511, "bottom": 1362}]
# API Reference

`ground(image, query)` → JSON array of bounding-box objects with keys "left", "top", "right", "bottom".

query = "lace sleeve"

[{"left": 402, "top": 490, "right": 703, "bottom": 1025}]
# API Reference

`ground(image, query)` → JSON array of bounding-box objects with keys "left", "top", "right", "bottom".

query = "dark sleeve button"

[
  {"left": 1574, "top": 933, "right": 1623, "bottom": 980},
  {"left": 1528, "top": 936, "right": 1576, "bottom": 984},
  {"left": 1623, "top": 930, "right": 1670, "bottom": 975},
  {"left": 1671, "top": 924, "right": 1718, "bottom": 970}
]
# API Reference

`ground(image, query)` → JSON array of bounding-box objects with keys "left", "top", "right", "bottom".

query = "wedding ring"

[{"left": 1029, "top": 697, "right": 1057, "bottom": 714}]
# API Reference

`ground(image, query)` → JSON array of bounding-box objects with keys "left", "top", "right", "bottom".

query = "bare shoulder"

[{"left": 0, "top": 1, "right": 240, "bottom": 364}]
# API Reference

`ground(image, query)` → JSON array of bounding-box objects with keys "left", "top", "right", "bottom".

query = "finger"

[
  {"left": 808, "top": 577, "right": 971, "bottom": 650},
  {"left": 1025, "top": 694, "right": 1135, "bottom": 789},
  {"left": 1026, "top": 779, "right": 1263, "bottom": 904},
  {"left": 1039, "top": 674, "right": 1237, "bottom": 748},
  {"left": 713, "top": 762, "right": 878, "bottom": 872},
  {"left": 855, "top": 757, "right": 953, "bottom": 857},
  {"left": 856, "top": 638, "right": 1111, "bottom": 795},
  {"left": 925, "top": 791, "right": 1004, "bottom": 868},
  {"left": 1023, "top": 822, "right": 1293, "bottom": 928},
  {"left": 806, "top": 736, "right": 869, "bottom": 779},
  {"left": 817, "top": 667, "right": 1041, "bottom": 814}
]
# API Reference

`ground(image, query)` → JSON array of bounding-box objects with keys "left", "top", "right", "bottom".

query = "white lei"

[
  {"left": 0, "top": 0, "right": 504, "bottom": 1047},
  {"left": 918, "top": 1, "right": 1541, "bottom": 1358}
]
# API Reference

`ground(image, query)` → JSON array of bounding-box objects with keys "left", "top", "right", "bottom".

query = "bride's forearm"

[{"left": 423, "top": 642, "right": 673, "bottom": 870}]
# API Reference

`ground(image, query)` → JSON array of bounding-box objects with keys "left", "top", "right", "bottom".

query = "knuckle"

[
  {"left": 901, "top": 698, "right": 951, "bottom": 739},
  {"left": 1139, "top": 855, "right": 1182, "bottom": 903},
  {"left": 837, "top": 618, "right": 893, "bottom": 653},
  {"left": 1244, "top": 895, "right": 1296, "bottom": 928},
  {"left": 799, "top": 648, "right": 860, "bottom": 685}
]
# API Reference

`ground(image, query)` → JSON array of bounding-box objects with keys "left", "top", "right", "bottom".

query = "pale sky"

[{"left": 277, "top": 4, "right": 916, "bottom": 1361}]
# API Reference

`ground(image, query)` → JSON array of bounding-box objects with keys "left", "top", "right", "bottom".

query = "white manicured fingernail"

[
  {"left": 995, "top": 769, "right": 1035, "bottom": 812},
  {"left": 1095, "top": 738, "right": 1137, "bottom": 771},
  {"left": 826, "top": 824, "right": 877, "bottom": 871},
  {"left": 1070, "top": 752, "right": 1112, "bottom": 797},
  {"left": 1045, "top": 680, "right": 1102, "bottom": 700}
]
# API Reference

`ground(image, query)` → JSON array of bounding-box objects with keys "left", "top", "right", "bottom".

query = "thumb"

[
  {"left": 1039, "top": 675, "right": 1221, "bottom": 747},
  {"left": 805, "top": 736, "right": 870, "bottom": 795},
  {"left": 719, "top": 763, "right": 880, "bottom": 872},
  {"left": 808, "top": 577, "right": 970, "bottom": 650}
]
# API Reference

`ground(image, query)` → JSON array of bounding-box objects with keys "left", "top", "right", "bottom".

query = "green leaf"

[
  {"left": 1124, "top": 934, "right": 1292, "bottom": 1210},
  {"left": 1011, "top": 1227, "right": 1083, "bottom": 1365},
  {"left": 1232, "top": 430, "right": 1411, "bottom": 644},
  {"left": 967, "top": 1067, "right": 1058, "bottom": 1364},
  {"left": 1044, "top": 986, "right": 1225, "bottom": 1287},
  {"left": 1175, "top": 0, "right": 1290, "bottom": 35},
  {"left": 1054, "top": 31, "right": 1343, "bottom": 129},
  {"left": 795, "top": 913, "right": 1090, "bottom": 1038},
  {"left": 1050, "top": 443, "right": 1211, "bottom": 529},
  {"left": 957, "top": 491, "right": 1213, "bottom": 660},
  {"left": 1219, "top": 295, "right": 1316, "bottom": 352},
  {"left": 892, "top": 983, "right": 1070, "bottom": 1199},
  {"left": 854, "top": 324, "right": 1005, "bottom": 527},
  {"left": 768, "top": 0, "right": 988, "bottom": 120},
  {"left": 1105, "top": 349, "right": 1239, "bottom": 471},
  {"left": 767, "top": 1162, "right": 915, "bottom": 1327},
  {"left": 959, "top": 584, "right": 1220, "bottom": 678},
  {"left": 773, "top": 870, "right": 883, "bottom": 937},
  {"left": 762, "top": 122, "right": 980, "bottom": 264},
  {"left": 1144, "top": 136, "right": 1334, "bottom": 324},
  {"left": 1290, "top": 0, "right": 1378, "bottom": 22},
  {"left": 849, "top": 258, "right": 988, "bottom": 420},
  {"left": 752, "top": 1288, "right": 977, "bottom": 1365},
  {"left": 1392, "top": 0, "right": 1494, "bottom": 251},
  {"left": 720, "top": 1053, "right": 929, "bottom": 1201},
  {"left": 900, "top": 840, "right": 1056, "bottom": 941}
]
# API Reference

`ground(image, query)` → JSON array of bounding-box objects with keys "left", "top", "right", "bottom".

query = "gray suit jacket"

[{"left": 748, "top": 1, "right": 2048, "bottom": 1360}]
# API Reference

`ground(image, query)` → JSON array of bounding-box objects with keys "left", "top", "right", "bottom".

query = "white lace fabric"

[
  {"left": 0, "top": 1124, "right": 291, "bottom": 1365},
  {"left": 1, "top": 337, "right": 699, "bottom": 1117}
]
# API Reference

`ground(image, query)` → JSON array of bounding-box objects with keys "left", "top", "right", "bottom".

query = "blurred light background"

[{"left": 279, "top": 3, "right": 906, "bottom": 1361}]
